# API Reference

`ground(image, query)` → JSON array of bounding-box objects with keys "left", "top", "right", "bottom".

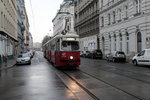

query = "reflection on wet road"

[
  {"left": 0, "top": 51, "right": 150, "bottom": 100},
  {"left": 0, "top": 52, "right": 78, "bottom": 100}
]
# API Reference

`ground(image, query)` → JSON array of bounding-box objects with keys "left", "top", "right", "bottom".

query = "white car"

[
  {"left": 132, "top": 49, "right": 150, "bottom": 66},
  {"left": 16, "top": 53, "right": 31, "bottom": 65}
]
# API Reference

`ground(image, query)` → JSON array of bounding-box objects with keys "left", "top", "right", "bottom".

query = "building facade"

[
  {"left": 28, "top": 32, "right": 33, "bottom": 50},
  {"left": 0, "top": 0, "right": 18, "bottom": 60},
  {"left": 74, "top": 0, "right": 99, "bottom": 51},
  {"left": 52, "top": 0, "right": 75, "bottom": 36},
  {"left": 99, "top": 0, "right": 150, "bottom": 57},
  {"left": 33, "top": 42, "right": 42, "bottom": 51},
  {"left": 16, "top": 0, "right": 25, "bottom": 54},
  {"left": 24, "top": 10, "right": 30, "bottom": 52}
]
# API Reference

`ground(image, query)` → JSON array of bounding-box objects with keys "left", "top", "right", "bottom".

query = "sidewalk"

[{"left": 0, "top": 57, "right": 16, "bottom": 70}]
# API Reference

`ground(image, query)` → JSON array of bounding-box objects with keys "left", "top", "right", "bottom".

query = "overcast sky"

[{"left": 25, "top": 0, "right": 63, "bottom": 43}]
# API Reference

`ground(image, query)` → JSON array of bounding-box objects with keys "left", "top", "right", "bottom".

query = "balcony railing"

[{"left": 75, "top": 10, "right": 99, "bottom": 27}]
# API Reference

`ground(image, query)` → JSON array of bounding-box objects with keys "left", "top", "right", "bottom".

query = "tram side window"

[
  {"left": 56, "top": 39, "right": 60, "bottom": 51},
  {"left": 48, "top": 43, "right": 51, "bottom": 50},
  {"left": 51, "top": 44, "right": 55, "bottom": 50}
]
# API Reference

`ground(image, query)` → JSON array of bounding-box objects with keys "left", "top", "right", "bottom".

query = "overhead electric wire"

[{"left": 27, "top": 0, "right": 36, "bottom": 41}]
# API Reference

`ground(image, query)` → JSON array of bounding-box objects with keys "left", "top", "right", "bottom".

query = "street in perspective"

[
  {"left": 0, "top": 51, "right": 150, "bottom": 100},
  {"left": 0, "top": 0, "right": 150, "bottom": 100}
]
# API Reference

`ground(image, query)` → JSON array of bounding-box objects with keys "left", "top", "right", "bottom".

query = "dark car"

[
  {"left": 106, "top": 51, "right": 126, "bottom": 62},
  {"left": 89, "top": 50, "right": 103, "bottom": 59}
]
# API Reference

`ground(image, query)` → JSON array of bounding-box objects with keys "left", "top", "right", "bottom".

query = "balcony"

[
  {"left": 75, "top": 10, "right": 99, "bottom": 27},
  {"left": 21, "top": 23, "right": 25, "bottom": 31}
]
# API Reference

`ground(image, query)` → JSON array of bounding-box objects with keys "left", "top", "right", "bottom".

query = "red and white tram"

[{"left": 43, "top": 33, "right": 80, "bottom": 67}]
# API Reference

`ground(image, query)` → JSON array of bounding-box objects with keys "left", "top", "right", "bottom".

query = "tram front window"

[{"left": 62, "top": 41, "right": 79, "bottom": 51}]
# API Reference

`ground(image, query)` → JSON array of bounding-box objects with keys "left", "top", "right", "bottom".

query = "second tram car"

[{"left": 43, "top": 33, "right": 80, "bottom": 67}]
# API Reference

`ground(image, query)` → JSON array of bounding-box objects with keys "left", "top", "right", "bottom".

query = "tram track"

[
  {"left": 96, "top": 64, "right": 150, "bottom": 84},
  {"left": 62, "top": 70, "right": 144, "bottom": 100},
  {"left": 52, "top": 59, "right": 150, "bottom": 100},
  {"left": 62, "top": 70, "right": 100, "bottom": 100},
  {"left": 79, "top": 70, "right": 143, "bottom": 100},
  {"left": 82, "top": 59, "right": 150, "bottom": 84}
]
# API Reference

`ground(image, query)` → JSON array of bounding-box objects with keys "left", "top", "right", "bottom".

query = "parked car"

[
  {"left": 88, "top": 50, "right": 103, "bottom": 59},
  {"left": 80, "top": 51, "right": 86, "bottom": 57},
  {"left": 106, "top": 51, "right": 126, "bottom": 62},
  {"left": 80, "top": 51, "right": 85, "bottom": 57},
  {"left": 26, "top": 51, "right": 34, "bottom": 58},
  {"left": 132, "top": 49, "right": 150, "bottom": 66},
  {"left": 16, "top": 53, "right": 31, "bottom": 65},
  {"left": 85, "top": 51, "right": 90, "bottom": 58}
]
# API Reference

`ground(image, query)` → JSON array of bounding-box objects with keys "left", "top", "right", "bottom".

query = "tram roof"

[{"left": 43, "top": 33, "right": 79, "bottom": 46}]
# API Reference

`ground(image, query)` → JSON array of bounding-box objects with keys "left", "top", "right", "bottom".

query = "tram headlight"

[{"left": 70, "top": 56, "right": 73, "bottom": 59}]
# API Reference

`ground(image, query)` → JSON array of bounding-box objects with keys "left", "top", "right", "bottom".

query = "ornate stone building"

[
  {"left": 24, "top": 10, "right": 30, "bottom": 52},
  {"left": 99, "top": 0, "right": 150, "bottom": 57},
  {"left": 52, "top": 0, "right": 75, "bottom": 36},
  {"left": 0, "top": 0, "right": 18, "bottom": 59},
  {"left": 17, "top": 0, "right": 26, "bottom": 53},
  {"left": 74, "top": 0, "right": 99, "bottom": 51}
]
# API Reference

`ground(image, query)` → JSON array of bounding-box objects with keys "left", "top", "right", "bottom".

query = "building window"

[
  {"left": 101, "top": 0, "right": 103, "bottom": 8},
  {"left": 102, "top": 36, "right": 105, "bottom": 54},
  {"left": 101, "top": 16, "right": 104, "bottom": 27},
  {"left": 114, "top": 34, "right": 116, "bottom": 51},
  {"left": 126, "top": 32, "right": 129, "bottom": 54},
  {"left": 124, "top": 5, "right": 128, "bottom": 19},
  {"left": 118, "top": 8, "right": 121, "bottom": 21},
  {"left": 109, "top": 35, "right": 111, "bottom": 52},
  {"left": 108, "top": 13, "right": 111, "bottom": 25},
  {"left": 112, "top": 11, "right": 116, "bottom": 24},
  {"left": 137, "top": 32, "right": 142, "bottom": 52},
  {"left": 134, "top": 0, "right": 141, "bottom": 14},
  {"left": 1, "top": 12, "right": 4, "bottom": 28},
  {"left": 119, "top": 33, "right": 122, "bottom": 51}
]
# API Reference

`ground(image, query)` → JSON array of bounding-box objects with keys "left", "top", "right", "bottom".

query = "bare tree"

[{"left": 42, "top": 35, "right": 51, "bottom": 46}]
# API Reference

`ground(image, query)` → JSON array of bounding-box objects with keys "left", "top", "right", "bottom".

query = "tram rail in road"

[
  {"left": 79, "top": 71, "right": 143, "bottom": 100},
  {"left": 52, "top": 67, "right": 145, "bottom": 100},
  {"left": 53, "top": 67, "right": 99, "bottom": 100}
]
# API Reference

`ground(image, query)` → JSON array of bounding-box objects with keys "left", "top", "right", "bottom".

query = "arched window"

[
  {"left": 114, "top": 34, "right": 116, "bottom": 51},
  {"left": 126, "top": 32, "right": 129, "bottom": 54},
  {"left": 137, "top": 32, "right": 142, "bottom": 52},
  {"left": 102, "top": 36, "right": 105, "bottom": 54},
  {"left": 109, "top": 35, "right": 111, "bottom": 52},
  {"left": 119, "top": 33, "right": 122, "bottom": 51}
]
